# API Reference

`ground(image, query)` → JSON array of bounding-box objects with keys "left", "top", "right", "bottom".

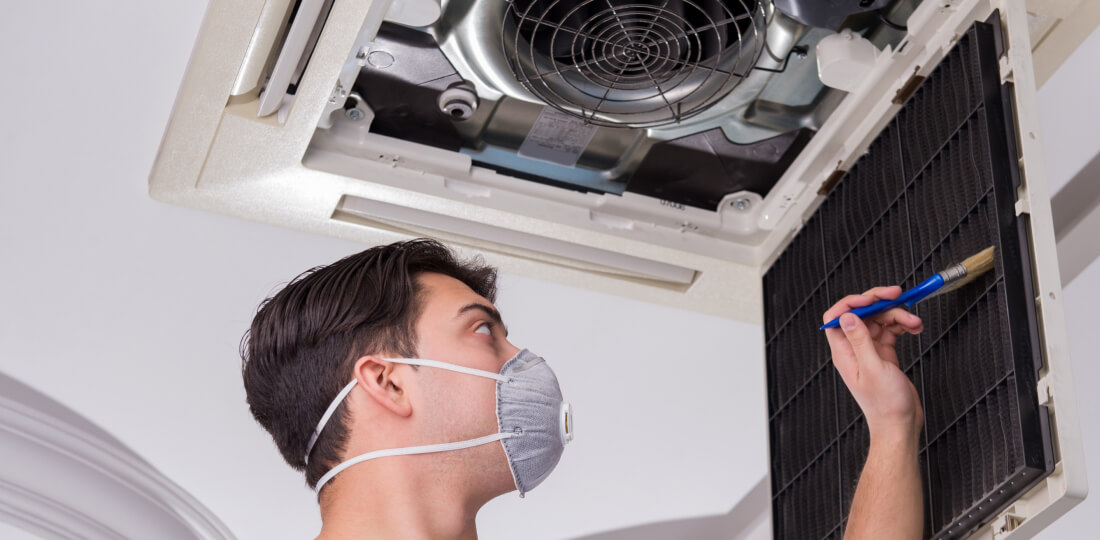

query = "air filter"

[{"left": 763, "top": 18, "right": 1053, "bottom": 540}]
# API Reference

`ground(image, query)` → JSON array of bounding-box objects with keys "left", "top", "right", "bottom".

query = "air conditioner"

[{"left": 150, "top": 0, "right": 1087, "bottom": 537}]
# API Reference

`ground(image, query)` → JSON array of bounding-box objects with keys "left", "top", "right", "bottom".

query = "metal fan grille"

[{"left": 503, "top": 0, "right": 765, "bottom": 128}]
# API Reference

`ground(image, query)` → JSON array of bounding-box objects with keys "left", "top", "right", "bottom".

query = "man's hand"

[
  {"left": 822, "top": 285, "right": 924, "bottom": 441},
  {"left": 823, "top": 286, "right": 925, "bottom": 540}
]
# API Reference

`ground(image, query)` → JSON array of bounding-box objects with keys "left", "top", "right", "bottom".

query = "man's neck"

[{"left": 315, "top": 458, "right": 484, "bottom": 540}]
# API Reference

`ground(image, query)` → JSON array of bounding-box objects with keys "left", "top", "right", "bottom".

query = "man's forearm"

[{"left": 844, "top": 430, "right": 923, "bottom": 540}]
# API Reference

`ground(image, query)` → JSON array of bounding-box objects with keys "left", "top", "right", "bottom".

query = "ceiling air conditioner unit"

[{"left": 150, "top": 0, "right": 1086, "bottom": 537}]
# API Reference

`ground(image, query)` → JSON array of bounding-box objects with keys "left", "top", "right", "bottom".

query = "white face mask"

[{"left": 305, "top": 349, "right": 573, "bottom": 496}]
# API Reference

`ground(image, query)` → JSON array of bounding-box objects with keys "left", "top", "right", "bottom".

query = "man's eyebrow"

[{"left": 457, "top": 303, "right": 509, "bottom": 336}]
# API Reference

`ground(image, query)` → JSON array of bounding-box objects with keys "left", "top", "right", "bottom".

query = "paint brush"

[{"left": 820, "top": 246, "right": 995, "bottom": 330}]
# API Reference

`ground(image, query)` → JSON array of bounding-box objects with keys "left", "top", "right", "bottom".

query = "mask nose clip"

[{"left": 559, "top": 402, "right": 574, "bottom": 446}]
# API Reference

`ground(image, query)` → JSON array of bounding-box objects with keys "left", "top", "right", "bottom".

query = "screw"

[
  {"left": 443, "top": 100, "right": 472, "bottom": 119},
  {"left": 345, "top": 108, "right": 365, "bottom": 121},
  {"left": 438, "top": 82, "right": 478, "bottom": 121},
  {"left": 733, "top": 198, "right": 751, "bottom": 211}
]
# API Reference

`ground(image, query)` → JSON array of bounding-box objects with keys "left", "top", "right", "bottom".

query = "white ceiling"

[{"left": 1, "top": 2, "right": 1099, "bottom": 539}]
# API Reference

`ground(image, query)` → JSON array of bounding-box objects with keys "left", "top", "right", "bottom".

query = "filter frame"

[{"left": 763, "top": 16, "right": 1053, "bottom": 540}]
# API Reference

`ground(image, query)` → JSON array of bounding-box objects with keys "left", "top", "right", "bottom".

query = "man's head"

[{"left": 241, "top": 239, "right": 519, "bottom": 498}]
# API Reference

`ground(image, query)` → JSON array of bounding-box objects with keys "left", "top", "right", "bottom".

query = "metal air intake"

[{"left": 502, "top": 0, "right": 767, "bottom": 128}]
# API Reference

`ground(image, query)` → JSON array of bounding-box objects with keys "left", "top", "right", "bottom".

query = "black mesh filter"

[{"left": 763, "top": 18, "right": 1053, "bottom": 540}]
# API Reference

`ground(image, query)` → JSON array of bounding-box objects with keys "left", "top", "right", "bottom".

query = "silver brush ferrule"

[{"left": 938, "top": 263, "right": 967, "bottom": 285}]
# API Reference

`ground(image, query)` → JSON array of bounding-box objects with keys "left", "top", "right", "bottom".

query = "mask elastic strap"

[
  {"left": 383, "top": 358, "right": 510, "bottom": 382},
  {"left": 304, "top": 379, "right": 357, "bottom": 464},
  {"left": 304, "top": 359, "right": 510, "bottom": 464},
  {"left": 313, "top": 432, "right": 516, "bottom": 494}
]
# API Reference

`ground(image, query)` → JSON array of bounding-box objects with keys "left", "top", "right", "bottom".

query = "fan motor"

[{"left": 502, "top": 0, "right": 766, "bottom": 128}]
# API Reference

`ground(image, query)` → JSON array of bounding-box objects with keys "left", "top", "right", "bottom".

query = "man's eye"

[{"left": 475, "top": 323, "right": 493, "bottom": 336}]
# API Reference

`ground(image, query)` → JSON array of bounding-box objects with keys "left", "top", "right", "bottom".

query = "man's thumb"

[{"left": 840, "top": 313, "right": 879, "bottom": 365}]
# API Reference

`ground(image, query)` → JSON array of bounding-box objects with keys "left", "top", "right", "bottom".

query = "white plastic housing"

[{"left": 816, "top": 29, "right": 880, "bottom": 91}]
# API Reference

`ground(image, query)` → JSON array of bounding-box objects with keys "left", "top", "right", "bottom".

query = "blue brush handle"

[{"left": 819, "top": 273, "right": 944, "bottom": 330}]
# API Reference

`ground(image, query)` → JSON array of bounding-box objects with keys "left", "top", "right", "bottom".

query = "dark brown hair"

[{"left": 240, "top": 239, "right": 498, "bottom": 489}]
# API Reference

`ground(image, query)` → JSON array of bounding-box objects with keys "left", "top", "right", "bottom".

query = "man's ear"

[{"left": 353, "top": 355, "right": 414, "bottom": 418}]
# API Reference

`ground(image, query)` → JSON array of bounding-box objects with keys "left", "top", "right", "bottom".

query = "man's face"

[{"left": 408, "top": 272, "right": 520, "bottom": 494}]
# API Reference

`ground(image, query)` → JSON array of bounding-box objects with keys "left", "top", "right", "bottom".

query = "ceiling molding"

[
  {"left": 0, "top": 478, "right": 127, "bottom": 540},
  {"left": 0, "top": 373, "right": 234, "bottom": 539}
]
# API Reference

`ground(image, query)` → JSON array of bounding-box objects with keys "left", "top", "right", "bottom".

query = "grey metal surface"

[
  {"left": 343, "top": 2, "right": 909, "bottom": 200},
  {"left": 772, "top": 0, "right": 892, "bottom": 30},
  {"left": 433, "top": 1, "right": 819, "bottom": 143},
  {"left": 500, "top": 0, "right": 768, "bottom": 127}
]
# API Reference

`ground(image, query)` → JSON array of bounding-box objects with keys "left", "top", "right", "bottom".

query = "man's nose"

[{"left": 500, "top": 340, "right": 521, "bottom": 364}]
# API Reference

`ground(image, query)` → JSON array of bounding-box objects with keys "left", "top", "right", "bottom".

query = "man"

[{"left": 241, "top": 238, "right": 923, "bottom": 539}]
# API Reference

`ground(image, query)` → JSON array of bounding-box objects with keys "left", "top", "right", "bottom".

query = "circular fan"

[{"left": 502, "top": 0, "right": 766, "bottom": 128}]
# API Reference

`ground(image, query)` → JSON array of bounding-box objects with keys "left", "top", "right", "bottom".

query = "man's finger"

[
  {"left": 877, "top": 327, "right": 898, "bottom": 347},
  {"left": 861, "top": 285, "right": 903, "bottom": 301},
  {"left": 823, "top": 286, "right": 907, "bottom": 324},
  {"left": 823, "top": 294, "right": 877, "bottom": 322},
  {"left": 869, "top": 307, "right": 923, "bottom": 332},
  {"left": 867, "top": 320, "right": 883, "bottom": 340},
  {"left": 839, "top": 313, "right": 883, "bottom": 371},
  {"left": 824, "top": 327, "right": 855, "bottom": 359},
  {"left": 824, "top": 328, "right": 857, "bottom": 380},
  {"left": 882, "top": 318, "right": 923, "bottom": 337}
]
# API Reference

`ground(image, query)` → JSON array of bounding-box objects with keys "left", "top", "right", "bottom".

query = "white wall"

[
  {"left": 1031, "top": 22, "right": 1100, "bottom": 540},
  {"left": 1036, "top": 23, "right": 1100, "bottom": 195},
  {"left": 1035, "top": 257, "right": 1100, "bottom": 538},
  {"left": 1, "top": 2, "right": 1097, "bottom": 540}
]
